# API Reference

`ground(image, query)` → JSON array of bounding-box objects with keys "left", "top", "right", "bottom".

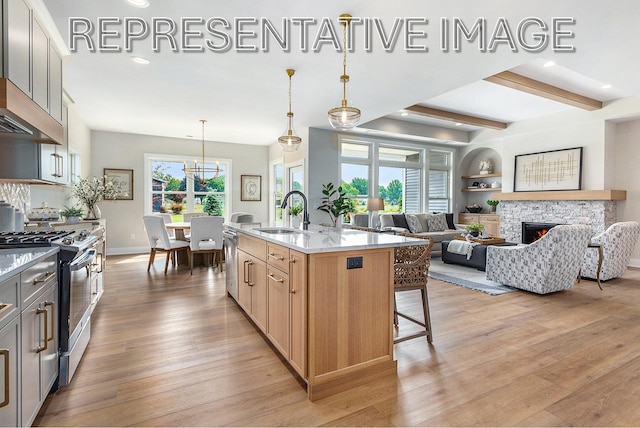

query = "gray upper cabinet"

[
  {"left": 2, "top": 0, "right": 64, "bottom": 124},
  {"left": 49, "top": 45, "right": 62, "bottom": 122},
  {"left": 32, "top": 17, "right": 49, "bottom": 111},
  {"left": 5, "top": 0, "right": 32, "bottom": 97}
]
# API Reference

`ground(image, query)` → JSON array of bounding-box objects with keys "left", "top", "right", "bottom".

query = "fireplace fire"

[{"left": 522, "top": 222, "right": 563, "bottom": 244}]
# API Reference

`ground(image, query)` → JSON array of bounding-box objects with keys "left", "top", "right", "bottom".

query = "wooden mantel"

[{"left": 494, "top": 190, "right": 626, "bottom": 201}]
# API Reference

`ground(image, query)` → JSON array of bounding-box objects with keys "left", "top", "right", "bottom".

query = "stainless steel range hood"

[{"left": 0, "top": 78, "right": 63, "bottom": 144}]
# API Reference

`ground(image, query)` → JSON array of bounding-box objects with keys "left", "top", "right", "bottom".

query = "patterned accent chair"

[
  {"left": 581, "top": 221, "right": 640, "bottom": 281},
  {"left": 485, "top": 224, "right": 593, "bottom": 294}
]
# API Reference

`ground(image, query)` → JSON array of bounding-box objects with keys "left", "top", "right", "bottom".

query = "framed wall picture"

[
  {"left": 104, "top": 168, "right": 134, "bottom": 200},
  {"left": 241, "top": 175, "right": 262, "bottom": 201},
  {"left": 514, "top": 147, "right": 583, "bottom": 192}
]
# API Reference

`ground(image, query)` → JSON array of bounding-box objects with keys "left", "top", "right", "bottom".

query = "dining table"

[{"left": 166, "top": 221, "right": 191, "bottom": 241}]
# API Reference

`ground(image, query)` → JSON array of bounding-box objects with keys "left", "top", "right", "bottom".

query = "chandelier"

[
  {"left": 278, "top": 69, "right": 302, "bottom": 152},
  {"left": 183, "top": 119, "right": 220, "bottom": 185},
  {"left": 327, "top": 14, "right": 361, "bottom": 130}
]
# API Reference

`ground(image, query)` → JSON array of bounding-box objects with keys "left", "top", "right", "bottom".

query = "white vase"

[
  {"left": 65, "top": 216, "right": 80, "bottom": 224},
  {"left": 86, "top": 204, "right": 101, "bottom": 220},
  {"left": 291, "top": 216, "right": 301, "bottom": 228}
]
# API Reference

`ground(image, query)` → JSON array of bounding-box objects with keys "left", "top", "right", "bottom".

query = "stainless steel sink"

[{"left": 254, "top": 227, "right": 303, "bottom": 235}]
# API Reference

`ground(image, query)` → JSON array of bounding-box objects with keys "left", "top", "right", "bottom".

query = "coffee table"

[{"left": 453, "top": 236, "right": 506, "bottom": 245}]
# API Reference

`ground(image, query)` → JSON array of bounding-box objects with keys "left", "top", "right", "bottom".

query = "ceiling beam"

[
  {"left": 405, "top": 105, "right": 508, "bottom": 130},
  {"left": 484, "top": 70, "right": 602, "bottom": 111}
]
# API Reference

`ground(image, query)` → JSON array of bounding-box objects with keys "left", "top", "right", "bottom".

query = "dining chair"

[
  {"left": 393, "top": 233, "right": 434, "bottom": 344},
  {"left": 183, "top": 212, "right": 208, "bottom": 222},
  {"left": 143, "top": 215, "right": 190, "bottom": 274},
  {"left": 188, "top": 216, "right": 225, "bottom": 275},
  {"left": 157, "top": 213, "right": 174, "bottom": 237}
]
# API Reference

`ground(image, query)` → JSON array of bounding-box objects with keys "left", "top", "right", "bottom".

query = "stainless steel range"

[{"left": 0, "top": 229, "right": 99, "bottom": 387}]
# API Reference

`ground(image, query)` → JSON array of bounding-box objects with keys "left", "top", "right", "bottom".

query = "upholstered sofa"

[{"left": 379, "top": 212, "right": 465, "bottom": 255}]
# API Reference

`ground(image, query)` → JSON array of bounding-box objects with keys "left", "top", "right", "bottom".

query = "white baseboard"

[
  {"left": 108, "top": 247, "right": 148, "bottom": 256},
  {"left": 628, "top": 258, "right": 640, "bottom": 269}
]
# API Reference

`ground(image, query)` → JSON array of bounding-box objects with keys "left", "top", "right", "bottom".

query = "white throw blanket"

[{"left": 447, "top": 240, "right": 478, "bottom": 260}]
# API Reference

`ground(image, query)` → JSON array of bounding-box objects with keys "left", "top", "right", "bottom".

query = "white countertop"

[
  {"left": 0, "top": 247, "right": 59, "bottom": 283},
  {"left": 227, "top": 224, "right": 429, "bottom": 254}
]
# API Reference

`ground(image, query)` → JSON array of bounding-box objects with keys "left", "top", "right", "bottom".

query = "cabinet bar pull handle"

[
  {"left": 289, "top": 258, "right": 296, "bottom": 263},
  {"left": 267, "top": 273, "right": 284, "bottom": 283},
  {"left": 243, "top": 260, "right": 249, "bottom": 284},
  {"left": 36, "top": 308, "right": 48, "bottom": 353},
  {"left": 44, "top": 301, "right": 55, "bottom": 341},
  {"left": 268, "top": 253, "right": 285, "bottom": 261},
  {"left": 247, "top": 260, "right": 254, "bottom": 286},
  {"left": 0, "top": 349, "right": 8, "bottom": 408},
  {"left": 33, "top": 271, "right": 55, "bottom": 285}
]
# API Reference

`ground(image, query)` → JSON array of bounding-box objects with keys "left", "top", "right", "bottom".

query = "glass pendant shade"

[
  {"left": 278, "top": 69, "right": 302, "bottom": 152},
  {"left": 183, "top": 120, "right": 221, "bottom": 185},
  {"left": 328, "top": 14, "right": 361, "bottom": 130}
]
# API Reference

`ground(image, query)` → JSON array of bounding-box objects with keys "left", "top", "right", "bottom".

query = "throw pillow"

[
  {"left": 405, "top": 214, "right": 423, "bottom": 233},
  {"left": 392, "top": 214, "right": 410, "bottom": 230},
  {"left": 415, "top": 213, "right": 430, "bottom": 232},
  {"left": 379, "top": 214, "right": 394, "bottom": 228},
  {"left": 432, "top": 212, "right": 455, "bottom": 230},
  {"left": 426, "top": 212, "right": 448, "bottom": 232}
]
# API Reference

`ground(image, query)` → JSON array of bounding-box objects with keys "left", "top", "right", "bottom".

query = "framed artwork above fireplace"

[{"left": 514, "top": 147, "right": 582, "bottom": 192}]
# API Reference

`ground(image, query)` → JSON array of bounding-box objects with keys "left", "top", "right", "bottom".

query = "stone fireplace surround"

[{"left": 497, "top": 191, "right": 623, "bottom": 243}]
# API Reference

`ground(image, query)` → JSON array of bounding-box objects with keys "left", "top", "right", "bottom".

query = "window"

[
  {"left": 428, "top": 150, "right": 451, "bottom": 212},
  {"left": 340, "top": 137, "right": 453, "bottom": 214},
  {"left": 144, "top": 154, "right": 231, "bottom": 221}
]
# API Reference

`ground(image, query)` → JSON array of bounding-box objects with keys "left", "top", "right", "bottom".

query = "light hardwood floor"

[{"left": 35, "top": 254, "right": 640, "bottom": 426}]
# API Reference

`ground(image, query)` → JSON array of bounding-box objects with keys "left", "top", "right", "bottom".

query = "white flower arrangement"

[{"left": 72, "top": 176, "right": 118, "bottom": 214}]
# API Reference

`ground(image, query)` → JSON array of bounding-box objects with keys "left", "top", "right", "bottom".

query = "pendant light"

[
  {"left": 183, "top": 119, "right": 221, "bottom": 185},
  {"left": 328, "top": 14, "right": 361, "bottom": 130},
  {"left": 278, "top": 69, "right": 302, "bottom": 152}
]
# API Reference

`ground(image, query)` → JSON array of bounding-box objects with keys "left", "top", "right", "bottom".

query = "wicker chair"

[{"left": 393, "top": 233, "right": 434, "bottom": 344}]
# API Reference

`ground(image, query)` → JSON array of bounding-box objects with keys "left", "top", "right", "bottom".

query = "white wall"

[
  {"left": 613, "top": 119, "right": 640, "bottom": 266},
  {"left": 91, "top": 131, "right": 269, "bottom": 254}
]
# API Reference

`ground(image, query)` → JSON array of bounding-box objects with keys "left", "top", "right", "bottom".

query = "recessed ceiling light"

[
  {"left": 455, "top": 122, "right": 463, "bottom": 126},
  {"left": 543, "top": 61, "right": 555, "bottom": 67},
  {"left": 186, "top": 135, "right": 193, "bottom": 138},
  {"left": 400, "top": 111, "right": 409, "bottom": 116},
  {"left": 131, "top": 56, "right": 150, "bottom": 65},
  {"left": 126, "top": 0, "right": 149, "bottom": 7},
  {"left": 601, "top": 84, "right": 612, "bottom": 89}
]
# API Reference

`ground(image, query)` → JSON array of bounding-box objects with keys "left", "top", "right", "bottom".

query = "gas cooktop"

[{"left": 0, "top": 230, "right": 74, "bottom": 246}]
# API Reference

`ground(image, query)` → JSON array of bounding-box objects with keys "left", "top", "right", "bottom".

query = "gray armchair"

[
  {"left": 486, "top": 224, "right": 593, "bottom": 294},
  {"left": 581, "top": 221, "right": 640, "bottom": 281}
]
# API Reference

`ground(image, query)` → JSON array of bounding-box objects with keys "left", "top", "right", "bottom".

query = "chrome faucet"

[{"left": 281, "top": 190, "right": 310, "bottom": 230}]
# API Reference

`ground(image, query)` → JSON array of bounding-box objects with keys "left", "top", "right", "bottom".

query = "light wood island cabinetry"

[{"left": 235, "top": 230, "right": 397, "bottom": 400}]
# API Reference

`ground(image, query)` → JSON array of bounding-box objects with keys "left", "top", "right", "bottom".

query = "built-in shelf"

[
  {"left": 461, "top": 173, "right": 502, "bottom": 179},
  {"left": 496, "top": 190, "right": 627, "bottom": 201},
  {"left": 462, "top": 187, "right": 502, "bottom": 193}
]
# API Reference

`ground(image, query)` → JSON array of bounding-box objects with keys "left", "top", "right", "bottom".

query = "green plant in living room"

[
  {"left": 487, "top": 199, "right": 500, "bottom": 212},
  {"left": 466, "top": 221, "right": 484, "bottom": 233},
  {"left": 318, "top": 182, "right": 352, "bottom": 227}
]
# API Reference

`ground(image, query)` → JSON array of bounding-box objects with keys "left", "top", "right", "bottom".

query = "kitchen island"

[{"left": 228, "top": 225, "right": 428, "bottom": 400}]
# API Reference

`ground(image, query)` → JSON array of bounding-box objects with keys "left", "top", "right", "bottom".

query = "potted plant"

[
  {"left": 466, "top": 221, "right": 484, "bottom": 237},
  {"left": 71, "top": 176, "right": 118, "bottom": 219},
  {"left": 487, "top": 199, "right": 500, "bottom": 213},
  {"left": 288, "top": 204, "right": 303, "bottom": 228},
  {"left": 60, "top": 206, "right": 83, "bottom": 224},
  {"left": 318, "top": 182, "right": 352, "bottom": 227}
]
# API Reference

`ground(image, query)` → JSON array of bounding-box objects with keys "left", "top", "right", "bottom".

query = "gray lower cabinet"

[
  {"left": 0, "top": 252, "right": 58, "bottom": 427},
  {"left": 0, "top": 272, "right": 20, "bottom": 427},
  {"left": 20, "top": 283, "right": 57, "bottom": 427}
]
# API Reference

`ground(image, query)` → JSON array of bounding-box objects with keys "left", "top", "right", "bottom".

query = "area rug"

[{"left": 428, "top": 261, "right": 518, "bottom": 295}]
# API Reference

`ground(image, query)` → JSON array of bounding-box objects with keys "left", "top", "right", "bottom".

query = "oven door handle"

[{"left": 70, "top": 249, "right": 97, "bottom": 271}]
